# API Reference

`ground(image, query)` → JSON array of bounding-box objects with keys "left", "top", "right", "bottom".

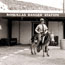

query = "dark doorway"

[
  {"left": 32, "top": 22, "right": 40, "bottom": 36},
  {"left": 8, "top": 19, "right": 12, "bottom": 39},
  {"left": 63, "top": 21, "right": 65, "bottom": 39}
]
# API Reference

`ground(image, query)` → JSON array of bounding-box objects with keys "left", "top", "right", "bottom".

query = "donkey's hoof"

[
  {"left": 43, "top": 55, "right": 45, "bottom": 57},
  {"left": 47, "top": 54, "right": 49, "bottom": 57},
  {"left": 34, "top": 52, "right": 36, "bottom": 55},
  {"left": 31, "top": 52, "right": 33, "bottom": 55}
]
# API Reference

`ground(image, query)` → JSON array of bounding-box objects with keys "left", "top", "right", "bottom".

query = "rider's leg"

[
  {"left": 42, "top": 36, "right": 45, "bottom": 43},
  {"left": 37, "top": 34, "right": 42, "bottom": 52},
  {"left": 37, "top": 33, "right": 41, "bottom": 46}
]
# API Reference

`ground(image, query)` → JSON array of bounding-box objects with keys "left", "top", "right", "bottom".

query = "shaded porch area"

[{"left": 0, "top": 16, "right": 65, "bottom": 46}]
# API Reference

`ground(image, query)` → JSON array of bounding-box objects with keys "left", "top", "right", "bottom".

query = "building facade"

[
  {"left": 0, "top": 0, "right": 64, "bottom": 46},
  {"left": 0, "top": 13, "right": 65, "bottom": 46}
]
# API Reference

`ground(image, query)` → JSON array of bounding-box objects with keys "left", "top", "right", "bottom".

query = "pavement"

[{"left": 0, "top": 45, "right": 65, "bottom": 65}]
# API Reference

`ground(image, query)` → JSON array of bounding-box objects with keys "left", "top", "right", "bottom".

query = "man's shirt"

[{"left": 35, "top": 24, "right": 48, "bottom": 34}]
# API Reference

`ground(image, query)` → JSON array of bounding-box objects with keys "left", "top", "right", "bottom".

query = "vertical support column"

[
  {"left": 19, "top": 21, "right": 20, "bottom": 44},
  {"left": 8, "top": 19, "right": 12, "bottom": 39},
  {"left": 63, "top": 21, "right": 65, "bottom": 39},
  {"left": 45, "top": 18, "right": 48, "bottom": 27}
]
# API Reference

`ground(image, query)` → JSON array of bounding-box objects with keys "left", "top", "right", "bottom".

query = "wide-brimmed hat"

[{"left": 40, "top": 18, "right": 44, "bottom": 21}]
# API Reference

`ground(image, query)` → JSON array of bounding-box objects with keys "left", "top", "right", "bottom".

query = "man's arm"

[
  {"left": 44, "top": 24, "right": 48, "bottom": 33},
  {"left": 35, "top": 25, "right": 40, "bottom": 33},
  {"left": 44, "top": 24, "right": 48, "bottom": 30}
]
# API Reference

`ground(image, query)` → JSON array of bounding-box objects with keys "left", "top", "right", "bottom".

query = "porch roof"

[{"left": 0, "top": 10, "right": 64, "bottom": 18}]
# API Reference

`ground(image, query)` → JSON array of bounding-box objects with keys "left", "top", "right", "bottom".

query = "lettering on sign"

[
  {"left": 7, "top": 13, "right": 26, "bottom": 16},
  {"left": 6, "top": 13, "right": 43, "bottom": 17},
  {"left": 27, "top": 13, "right": 42, "bottom": 16},
  {"left": 44, "top": 14, "right": 59, "bottom": 17},
  {"left": 6, "top": 13, "right": 60, "bottom": 17}
]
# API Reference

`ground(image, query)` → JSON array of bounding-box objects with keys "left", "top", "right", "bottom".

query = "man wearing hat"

[
  {"left": 35, "top": 18, "right": 48, "bottom": 50},
  {"left": 35, "top": 18, "right": 48, "bottom": 41}
]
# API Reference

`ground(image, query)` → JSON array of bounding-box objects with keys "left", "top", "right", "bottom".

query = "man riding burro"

[{"left": 35, "top": 18, "right": 49, "bottom": 52}]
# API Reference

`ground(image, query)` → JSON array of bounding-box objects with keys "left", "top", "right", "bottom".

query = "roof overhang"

[
  {"left": 0, "top": 10, "right": 63, "bottom": 13},
  {"left": 0, "top": 10, "right": 64, "bottom": 18}
]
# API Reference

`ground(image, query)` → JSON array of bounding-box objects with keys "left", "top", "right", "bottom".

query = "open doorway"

[{"left": 32, "top": 22, "right": 40, "bottom": 36}]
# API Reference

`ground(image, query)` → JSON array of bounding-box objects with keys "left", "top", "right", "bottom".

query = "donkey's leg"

[
  {"left": 42, "top": 46, "right": 45, "bottom": 57},
  {"left": 34, "top": 45, "right": 37, "bottom": 55},
  {"left": 46, "top": 44, "right": 49, "bottom": 57},
  {"left": 31, "top": 44, "right": 34, "bottom": 55},
  {"left": 47, "top": 49, "right": 49, "bottom": 56}
]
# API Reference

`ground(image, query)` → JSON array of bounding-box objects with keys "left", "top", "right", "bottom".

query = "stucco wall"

[
  {"left": 48, "top": 21, "right": 63, "bottom": 46},
  {"left": 12, "top": 21, "right": 32, "bottom": 44},
  {"left": 0, "top": 18, "right": 8, "bottom": 39},
  {"left": 20, "top": 21, "right": 31, "bottom": 44}
]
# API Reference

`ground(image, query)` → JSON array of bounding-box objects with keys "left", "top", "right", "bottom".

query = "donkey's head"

[{"left": 31, "top": 34, "right": 38, "bottom": 43}]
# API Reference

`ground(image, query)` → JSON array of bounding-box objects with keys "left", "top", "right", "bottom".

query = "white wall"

[
  {"left": 20, "top": 21, "right": 32, "bottom": 44},
  {"left": 48, "top": 21, "right": 63, "bottom": 46},
  {"left": 12, "top": 21, "right": 32, "bottom": 44},
  {"left": 0, "top": 18, "right": 8, "bottom": 39}
]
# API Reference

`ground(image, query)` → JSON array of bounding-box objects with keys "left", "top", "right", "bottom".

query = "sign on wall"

[
  {"left": 6, "top": 13, "right": 65, "bottom": 17},
  {"left": 0, "top": 13, "right": 65, "bottom": 17}
]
